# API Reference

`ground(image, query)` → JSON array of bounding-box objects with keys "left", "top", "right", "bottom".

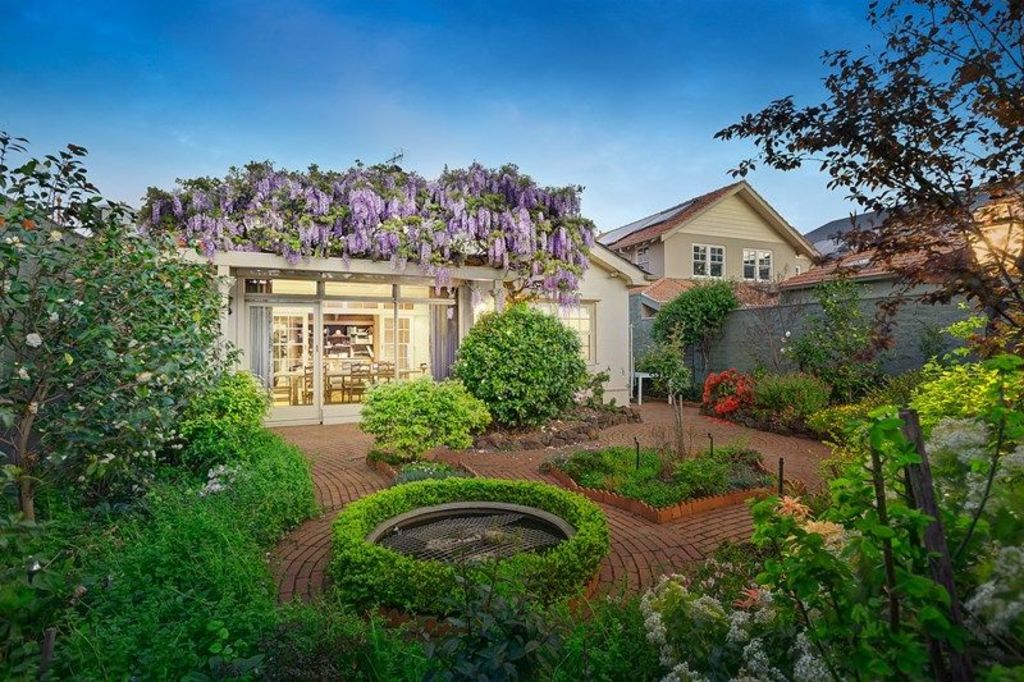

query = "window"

[
  {"left": 381, "top": 317, "right": 412, "bottom": 370},
  {"left": 640, "top": 303, "right": 658, "bottom": 320},
  {"left": 743, "top": 249, "right": 773, "bottom": 282},
  {"left": 794, "top": 266, "right": 802, "bottom": 275},
  {"left": 537, "top": 302, "right": 597, "bottom": 363},
  {"left": 634, "top": 246, "right": 650, "bottom": 271},
  {"left": 692, "top": 244, "right": 724, "bottom": 278}
]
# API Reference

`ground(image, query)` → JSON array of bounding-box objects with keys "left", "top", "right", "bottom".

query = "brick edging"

[{"left": 545, "top": 466, "right": 770, "bottom": 524}]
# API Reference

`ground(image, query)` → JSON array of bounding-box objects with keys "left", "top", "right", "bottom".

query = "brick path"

[{"left": 272, "top": 402, "right": 830, "bottom": 601}]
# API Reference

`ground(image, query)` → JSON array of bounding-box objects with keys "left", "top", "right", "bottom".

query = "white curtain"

[{"left": 248, "top": 306, "right": 273, "bottom": 389}]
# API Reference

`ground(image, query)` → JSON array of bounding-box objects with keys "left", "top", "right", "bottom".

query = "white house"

[{"left": 193, "top": 244, "right": 647, "bottom": 425}]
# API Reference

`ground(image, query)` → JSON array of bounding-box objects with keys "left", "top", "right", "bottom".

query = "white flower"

[
  {"left": 25, "top": 333, "right": 43, "bottom": 348},
  {"left": 136, "top": 372, "right": 153, "bottom": 383},
  {"left": 49, "top": 312, "right": 59, "bottom": 323},
  {"left": 48, "top": 230, "right": 63, "bottom": 242},
  {"left": 785, "top": 330, "right": 791, "bottom": 337},
  {"left": 17, "top": 367, "right": 29, "bottom": 381}
]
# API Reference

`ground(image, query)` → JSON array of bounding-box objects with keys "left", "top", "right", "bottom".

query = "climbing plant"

[{"left": 142, "top": 161, "right": 596, "bottom": 304}]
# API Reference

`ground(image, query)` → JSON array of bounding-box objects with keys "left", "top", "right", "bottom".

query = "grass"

[{"left": 553, "top": 445, "right": 772, "bottom": 508}]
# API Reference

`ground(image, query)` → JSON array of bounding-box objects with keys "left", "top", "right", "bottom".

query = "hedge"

[{"left": 329, "top": 479, "right": 609, "bottom": 613}]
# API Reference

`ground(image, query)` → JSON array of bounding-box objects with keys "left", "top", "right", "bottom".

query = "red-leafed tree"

[{"left": 716, "top": 0, "right": 1023, "bottom": 353}]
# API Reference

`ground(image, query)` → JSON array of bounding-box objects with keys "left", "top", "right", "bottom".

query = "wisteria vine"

[{"left": 141, "top": 161, "right": 596, "bottom": 304}]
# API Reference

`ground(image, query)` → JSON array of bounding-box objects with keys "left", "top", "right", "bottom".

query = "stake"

[
  {"left": 634, "top": 436, "right": 641, "bottom": 471},
  {"left": 777, "top": 457, "right": 785, "bottom": 496},
  {"left": 707, "top": 433, "right": 714, "bottom": 456}
]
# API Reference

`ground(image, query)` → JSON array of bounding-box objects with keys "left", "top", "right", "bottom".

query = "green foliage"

[
  {"left": 553, "top": 445, "right": 771, "bottom": 508},
  {"left": 1, "top": 432, "right": 316, "bottom": 680},
  {"left": 911, "top": 358, "right": 1024, "bottom": 430},
  {"left": 453, "top": 304, "right": 586, "bottom": 426},
  {"left": 263, "top": 594, "right": 428, "bottom": 681},
  {"left": 424, "top": 568, "right": 562, "bottom": 681},
  {"left": 390, "top": 461, "right": 472, "bottom": 486},
  {"left": 750, "top": 372, "right": 831, "bottom": 433},
  {"left": 329, "top": 478, "right": 608, "bottom": 614},
  {"left": 651, "top": 280, "right": 738, "bottom": 348},
  {"left": 636, "top": 337, "right": 693, "bottom": 398},
  {"left": 361, "top": 378, "right": 491, "bottom": 460},
  {"left": 0, "top": 135, "right": 226, "bottom": 512},
  {"left": 175, "top": 371, "right": 270, "bottom": 471},
  {"left": 784, "top": 278, "right": 882, "bottom": 402}
]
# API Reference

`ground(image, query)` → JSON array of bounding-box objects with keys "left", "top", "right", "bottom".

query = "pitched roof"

[
  {"left": 587, "top": 243, "right": 650, "bottom": 286},
  {"left": 632, "top": 277, "right": 778, "bottom": 308},
  {"left": 778, "top": 249, "right": 932, "bottom": 290},
  {"left": 599, "top": 183, "right": 742, "bottom": 250},
  {"left": 802, "top": 210, "right": 888, "bottom": 256}
]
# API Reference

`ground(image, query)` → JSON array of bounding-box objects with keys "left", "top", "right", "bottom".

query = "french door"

[{"left": 248, "top": 302, "right": 321, "bottom": 423}]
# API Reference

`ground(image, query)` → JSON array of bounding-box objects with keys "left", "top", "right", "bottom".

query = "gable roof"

[
  {"left": 803, "top": 210, "right": 888, "bottom": 256},
  {"left": 599, "top": 180, "right": 817, "bottom": 257},
  {"left": 632, "top": 277, "right": 778, "bottom": 308},
  {"left": 588, "top": 242, "right": 650, "bottom": 286}
]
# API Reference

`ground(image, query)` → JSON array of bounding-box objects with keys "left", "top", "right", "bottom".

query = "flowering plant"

[
  {"left": 701, "top": 369, "right": 754, "bottom": 417},
  {"left": 141, "top": 161, "right": 596, "bottom": 305}
]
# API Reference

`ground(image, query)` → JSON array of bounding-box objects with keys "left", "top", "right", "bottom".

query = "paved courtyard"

[{"left": 272, "top": 402, "right": 830, "bottom": 602}]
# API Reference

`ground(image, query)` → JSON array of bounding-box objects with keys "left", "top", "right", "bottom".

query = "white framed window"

[
  {"left": 537, "top": 301, "right": 597, "bottom": 363},
  {"left": 742, "top": 249, "right": 773, "bottom": 281},
  {"left": 634, "top": 245, "right": 650, "bottom": 271},
  {"left": 794, "top": 265, "right": 802, "bottom": 275},
  {"left": 692, "top": 244, "right": 725, "bottom": 278}
]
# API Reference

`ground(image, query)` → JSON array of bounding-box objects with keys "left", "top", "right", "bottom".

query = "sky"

[{"left": 1, "top": 0, "right": 878, "bottom": 234}]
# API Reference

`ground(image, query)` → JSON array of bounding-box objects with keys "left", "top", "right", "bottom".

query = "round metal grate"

[{"left": 368, "top": 502, "right": 575, "bottom": 563}]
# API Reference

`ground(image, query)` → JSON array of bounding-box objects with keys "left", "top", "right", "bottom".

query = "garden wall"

[{"left": 705, "top": 282, "right": 969, "bottom": 380}]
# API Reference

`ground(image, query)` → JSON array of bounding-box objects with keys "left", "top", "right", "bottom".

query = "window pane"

[
  {"left": 743, "top": 250, "right": 756, "bottom": 280},
  {"left": 324, "top": 281, "right": 393, "bottom": 297},
  {"left": 759, "top": 252, "right": 772, "bottom": 281}
]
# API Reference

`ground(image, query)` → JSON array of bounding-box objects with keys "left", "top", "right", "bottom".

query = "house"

[
  {"left": 599, "top": 181, "right": 817, "bottom": 282},
  {"left": 190, "top": 243, "right": 647, "bottom": 425},
  {"left": 599, "top": 181, "right": 817, "bottom": 365}
]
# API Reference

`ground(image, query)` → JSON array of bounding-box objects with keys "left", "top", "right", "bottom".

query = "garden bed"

[
  {"left": 472, "top": 405, "right": 641, "bottom": 452},
  {"left": 542, "top": 446, "right": 773, "bottom": 524},
  {"left": 367, "top": 457, "right": 479, "bottom": 484}
]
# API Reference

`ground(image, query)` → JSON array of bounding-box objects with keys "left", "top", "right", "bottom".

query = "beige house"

[
  {"left": 599, "top": 181, "right": 817, "bottom": 283},
  {"left": 189, "top": 243, "right": 647, "bottom": 425}
]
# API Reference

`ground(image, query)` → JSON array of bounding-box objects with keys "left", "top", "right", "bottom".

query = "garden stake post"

[
  {"left": 707, "top": 433, "right": 714, "bottom": 457},
  {"left": 777, "top": 458, "right": 784, "bottom": 496},
  {"left": 634, "top": 437, "right": 641, "bottom": 471},
  {"left": 899, "top": 408, "right": 974, "bottom": 682}
]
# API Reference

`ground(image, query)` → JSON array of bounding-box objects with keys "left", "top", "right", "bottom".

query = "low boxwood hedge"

[{"left": 329, "top": 478, "right": 609, "bottom": 613}]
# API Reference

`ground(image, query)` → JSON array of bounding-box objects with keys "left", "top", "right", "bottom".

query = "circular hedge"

[
  {"left": 329, "top": 478, "right": 609, "bottom": 613},
  {"left": 452, "top": 303, "right": 586, "bottom": 426}
]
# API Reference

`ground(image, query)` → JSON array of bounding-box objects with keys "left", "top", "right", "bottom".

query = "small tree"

[
  {"left": 785, "top": 278, "right": 882, "bottom": 402},
  {"left": 0, "top": 134, "right": 226, "bottom": 518},
  {"left": 717, "top": 0, "right": 1024, "bottom": 353},
  {"left": 637, "top": 336, "right": 693, "bottom": 455},
  {"left": 651, "top": 281, "right": 739, "bottom": 377}
]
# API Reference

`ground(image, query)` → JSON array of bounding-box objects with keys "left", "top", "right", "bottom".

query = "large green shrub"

[
  {"left": 453, "top": 304, "right": 586, "bottom": 426},
  {"left": 750, "top": 372, "right": 831, "bottom": 433},
  {"left": 3, "top": 432, "right": 317, "bottom": 680},
  {"left": 651, "top": 281, "right": 739, "bottom": 348},
  {"left": 360, "top": 378, "right": 491, "bottom": 460},
  {"left": 175, "top": 371, "right": 270, "bottom": 471},
  {"left": 329, "top": 478, "right": 608, "bottom": 613}
]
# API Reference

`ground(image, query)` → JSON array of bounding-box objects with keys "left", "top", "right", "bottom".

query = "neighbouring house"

[
  {"left": 188, "top": 243, "right": 647, "bottom": 425},
  {"left": 599, "top": 180, "right": 817, "bottom": 282},
  {"left": 599, "top": 180, "right": 817, "bottom": 367}
]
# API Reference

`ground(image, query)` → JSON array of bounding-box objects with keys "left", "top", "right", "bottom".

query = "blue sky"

[{"left": 1, "top": 0, "right": 875, "bottom": 233}]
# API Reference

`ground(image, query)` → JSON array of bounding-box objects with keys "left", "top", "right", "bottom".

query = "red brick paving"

[{"left": 271, "top": 402, "right": 830, "bottom": 602}]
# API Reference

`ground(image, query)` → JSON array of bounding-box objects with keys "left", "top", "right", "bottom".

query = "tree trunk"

[{"left": 19, "top": 474, "right": 35, "bottom": 522}]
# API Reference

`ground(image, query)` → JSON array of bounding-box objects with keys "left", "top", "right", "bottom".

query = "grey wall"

[{"left": 631, "top": 281, "right": 971, "bottom": 383}]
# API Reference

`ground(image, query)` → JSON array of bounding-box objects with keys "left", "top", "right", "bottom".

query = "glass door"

[{"left": 249, "top": 303, "right": 321, "bottom": 422}]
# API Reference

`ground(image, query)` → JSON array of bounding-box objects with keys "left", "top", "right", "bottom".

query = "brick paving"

[{"left": 271, "top": 402, "right": 830, "bottom": 602}]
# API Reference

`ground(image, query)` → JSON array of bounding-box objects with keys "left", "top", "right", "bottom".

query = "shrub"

[
  {"left": 651, "top": 281, "right": 738, "bottom": 371},
  {"left": 360, "top": 378, "right": 490, "bottom": 460},
  {"left": 453, "top": 304, "right": 586, "bottom": 426},
  {"left": 911, "top": 359, "right": 1024, "bottom": 429},
  {"left": 389, "top": 461, "right": 472, "bottom": 486},
  {"left": 329, "top": 479, "right": 608, "bottom": 613},
  {"left": 40, "top": 431, "right": 316, "bottom": 679},
  {"left": 702, "top": 369, "right": 755, "bottom": 416},
  {"left": 750, "top": 372, "right": 831, "bottom": 432},
  {"left": 175, "top": 371, "right": 270, "bottom": 471},
  {"left": 636, "top": 338, "right": 694, "bottom": 399},
  {"left": 783, "top": 278, "right": 882, "bottom": 402}
]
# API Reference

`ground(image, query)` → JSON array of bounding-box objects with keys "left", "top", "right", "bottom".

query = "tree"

[
  {"left": 717, "top": 0, "right": 1023, "bottom": 353},
  {"left": 651, "top": 280, "right": 739, "bottom": 375},
  {"left": 0, "top": 133, "right": 226, "bottom": 519}
]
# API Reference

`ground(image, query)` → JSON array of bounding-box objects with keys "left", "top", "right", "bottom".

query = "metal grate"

[{"left": 377, "top": 510, "right": 566, "bottom": 562}]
